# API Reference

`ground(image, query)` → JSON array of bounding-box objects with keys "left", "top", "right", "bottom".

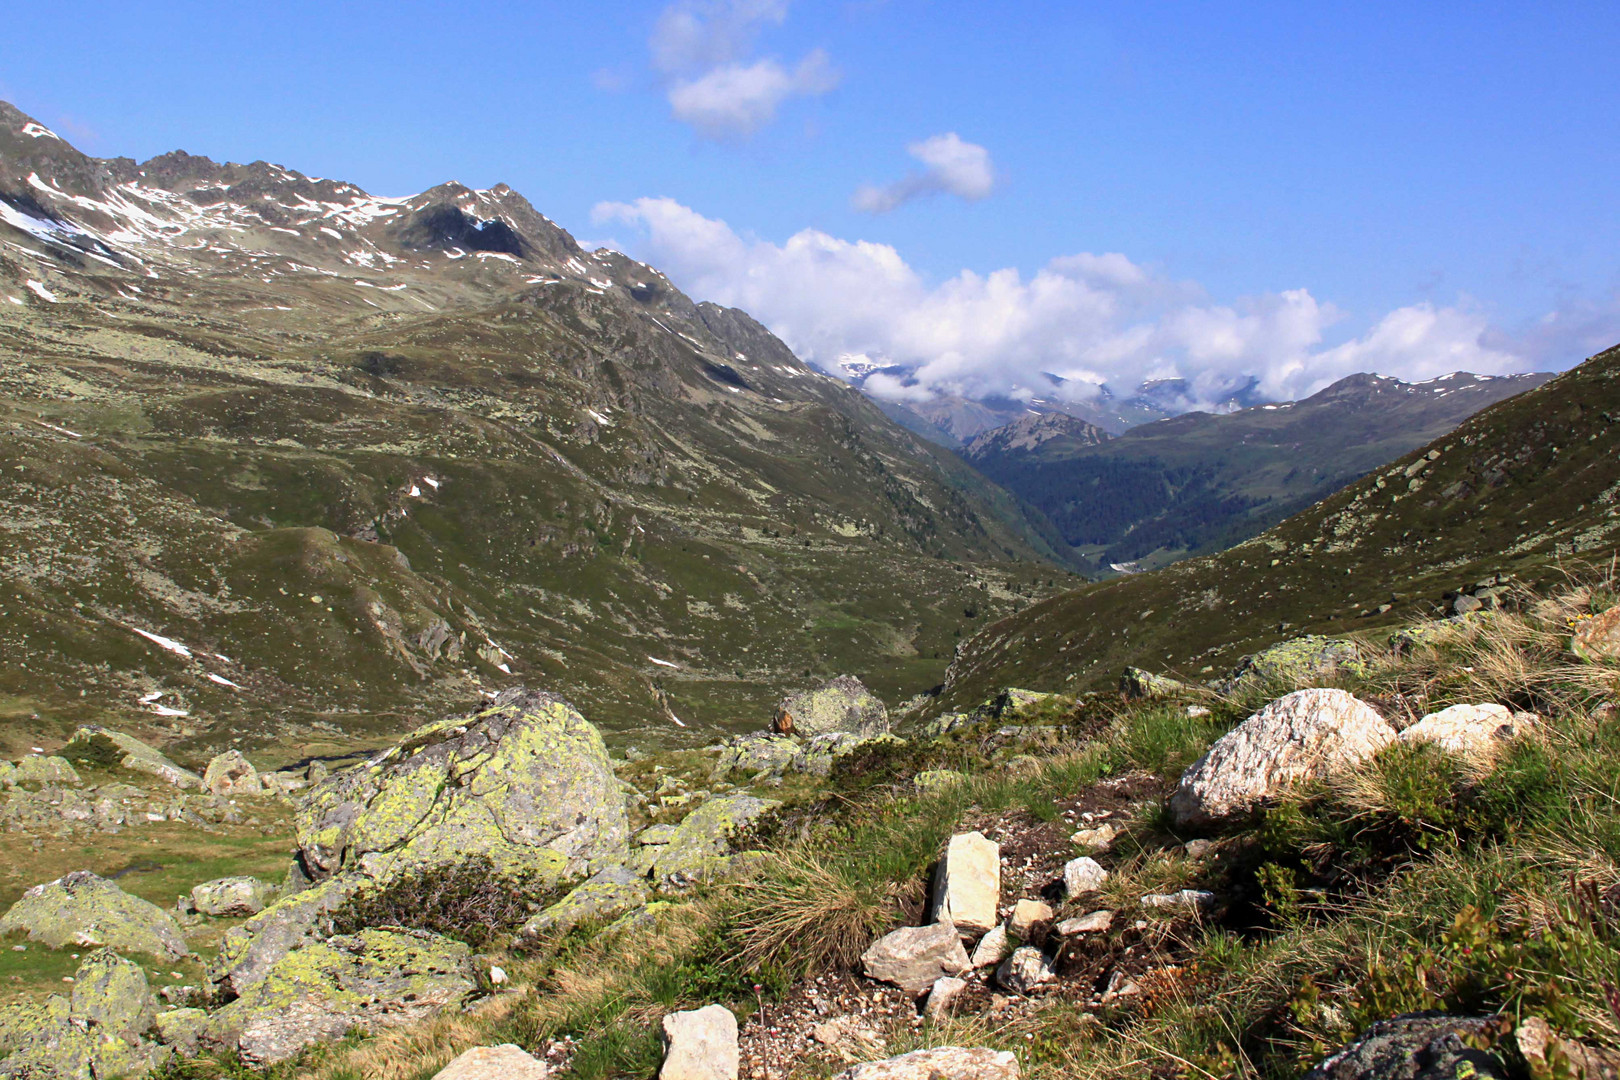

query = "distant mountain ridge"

[{"left": 963, "top": 370, "right": 1554, "bottom": 572}]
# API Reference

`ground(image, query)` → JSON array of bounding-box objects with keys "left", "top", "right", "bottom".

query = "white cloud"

[
  {"left": 854, "top": 133, "right": 998, "bottom": 213},
  {"left": 595, "top": 196, "right": 1560, "bottom": 407},
  {"left": 649, "top": 0, "right": 836, "bottom": 140}
]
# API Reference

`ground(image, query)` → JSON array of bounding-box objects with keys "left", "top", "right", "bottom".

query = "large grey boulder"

[
  {"left": 0, "top": 870, "right": 189, "bottom": 959},
  {"left": 792, "top": 732, "right": 904, "bottom": 777},
  {"left": 660, "top": 1004, "right": 738, "bottom": 1080},
  {"left": 710, "top": 732, "right": 799, "bottom": 780},
  {"left": 931, "top": 831, "right": 999, "bottom": 937},
  {"left": 204, "top": 927, "right": 476, "bottom": 1066},
  {"left": 207, "top": 875, "right": 366, "bottom": 997},
  {"left": 295, "top": 688, "right": 629, "bottom": 886},
  {"left": 204, "top": 750, "right": 261, "bottom": 796},
  {"left": 650, "top": 794, "right": 777, "bottom": 886},
  {"left": 0, "top": 950, "right": 167, "bottom": 1079},
  {"left": 835, "top": 1047, "right": 1020, "bottom": 1079},
  {"left": 1221, "top": 637, "right": 1366, "bottom": 696},
  {"left": 772, "top": 675, "right": 888, "bottom": 738},
  {"left": 1169, "top": 688, "right": 1396, "bottom": 828},
  {"left": 861, "top": 923, "right": 970, "bottom": 996},
  {"left": 1304, "top": 1014, "right": 1511, "bottom": 1080},
  {"left": 1397, "top": 704, "right": 1537, "bottom": 761},
  {"left": 435, "top": 1044, "right": 549, "bottom": 1079},
  {"left": 190, "top": 876, "right": 276, "bottom": 918},
  {"left": 64, "top": 726, "right": 202, "bottom": 789}
]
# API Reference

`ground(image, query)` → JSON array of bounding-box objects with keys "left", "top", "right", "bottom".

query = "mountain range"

[{"left": 0, "top": 101, "right": 1074, "bottom": 757}]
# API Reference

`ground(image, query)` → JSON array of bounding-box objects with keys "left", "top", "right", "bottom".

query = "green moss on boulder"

[
  {"left": 0, "top": 871, "right": 189, "bottom": 960},
  {"left": 0, "top": 950, "right": 167, "bottom": 1079}
]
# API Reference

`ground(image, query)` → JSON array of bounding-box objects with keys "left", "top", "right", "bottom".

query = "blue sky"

[{"left": 4, "top": 1, "right": 1618, "bottom": 402}]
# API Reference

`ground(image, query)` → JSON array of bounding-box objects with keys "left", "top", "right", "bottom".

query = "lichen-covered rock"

[
  {"left": 660, "top": 1004, "right": 738, "bottom": 1080},
  {"left": 931, "top": 832, "right": 999, "bottom": 936},
  {"left": 153, "top": 1006, "right": 209, "bottom": 1054},
  {"left": 191, "top": 876, "right": 276, "bottom": 918},
  {"left": 985, "top": 688, "right": 1059, "bottom": 720},
  {"left": 0, "top": 870, "right": 189, "bottom": 959},
  {"left": 204, "top": 750, "right": 261, "bottom": 796},
  {"left": 772, "top": 675, "right": 888, "bottom": 738},
  {"left": 861, "top": 923, "right": 970, "bottom": 996},
  {"left": 651, "top": 794, "right": 777, "bottom": 885},
  {"left": 295, "top": 688, "right": 629, "bottom": 886},
  {"left": 1120, "top": 667, "right": 1196, "bottom": 700},
  {"left": 913, "top": 769, "right": 967, "bottom": 792},
  {"left": 208, "top": 875, "right": 366, "bottom": 997},
  {"left": 434, "top": 1043, "right": 550, "bottom": 1079},
  {"left": 1221, "top": 637, "right": 1366, "bottom": 696},
  {"left": 921, "top": 712, "right": 973, "bottom": 739},
  {"left": 520, "top": 865, "right": 650, "bottom": 938},
  {"left": 710, "top": 733, "right": 799, "bottom": 780},
  {"left": 0, "top": 950, "right": 167, "bottom": 1079},
  {"left": 15, "top": 755, "right": 81, "bottom": 787},
  {"left": 995, "top": 946, "right": 1055, "bottom": 994},
  {"left": 204, "top": 927, "right": 476, "bottom": 1066},
  {"left": 1304, "top": 1013, "right": 1511, "bottom": 1080},
  {"left": 792, "top": 732, "right": 904, "bottom": 777},
  {"left": 835, "top": 1046, "right": 1020, "bottom": 1079},
  {"left": 1398, "top": 704, "right": 1537, "bottom": 761},
  {"left": 64, "top": 726, "right": 202, "bottom": 789},
  {"left": 1169, "top": 688, "right": 1396, "bottom": 828}
]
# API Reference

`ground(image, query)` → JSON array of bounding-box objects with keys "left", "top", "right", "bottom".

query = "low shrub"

[{"left": 328, "top": 856, "right": 560, "bottom": 949}]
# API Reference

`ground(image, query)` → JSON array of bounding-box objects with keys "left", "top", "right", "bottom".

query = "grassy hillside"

[{"left": 938, "top": 348, "right": 1616, "bottom": 713}]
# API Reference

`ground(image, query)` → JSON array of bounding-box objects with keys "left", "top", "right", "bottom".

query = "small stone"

[
  {"left": 811, "top": 1016, "right": 885, "bottom": 1062},
  {"left": 1183, "top": 839, "right": 1216, "bottom": 859},
  {"left": 660, "top": 1004, "right": 738, "bottom": 1080},
  {"left": 862, "top": 923, "right": 971, "bottom": 995},
  {"left": 433, "top": 1044, "right": 549, "bottom": 1079},
  {"left": 1140, "top": 889, "right": 1216, "bottom": 914},
  {"left": 931, "top": 832, "right": 999, "bottom": 936},
  {"left": 1056, "top": 910, "right": 1113, "bottom": 935},
  {"left": 1007, "top": 900, "right": 1053, "bottom": 939},
  {"left": 922, "top": 976, "right": 966, "bottom": 1022},
  {"left": 968, "top": 924, "right": 1009, "bottom": 969},
  {"left": 1063, "top": 856, "right": 1108, "bottom": 898},
  {"left": 995, "top": 946, "right": 1055, "bottom": 994},
  {"left": 1070, "top": 823, "right": 1118, "bottom": 852},
  {"left": 1398, "top": 703, "right": 1537, "bottom": 761}
]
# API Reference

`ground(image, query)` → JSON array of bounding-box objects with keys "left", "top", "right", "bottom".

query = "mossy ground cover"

[{"left": 187, "top": 583, "right": 1618, "bottom": 1080}]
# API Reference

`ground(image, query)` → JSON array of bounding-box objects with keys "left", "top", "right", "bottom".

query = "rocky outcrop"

[
  {"left": 792, "top": 732, "right": 903, "bottom": 777},
  {"left": 64, "top": 726, "right": 202, "bottom": 789},
  {"left": 1221, "top": 637, "right": 1366, "bottom": 696},
  {"left": 772, "top": 676, "right": 888, "bottom": 738},
  {"left": 1121, "top": 667, "right": 1197, "bottom": 700},
  {"left": 0, "top": 871, "right": 189, "bottom": 959},
  {"left": 931, "top": 832, "right": 999, "bottom": 936},
  {"left": 189, "top": 876, "right": 275, "bottom": 918},
  {"left": 1397, "top": 704, "right": 1537, "bottom": 760},
  {"left": 1169, "top": 688, "right": 1396, "bottom": 828},
  {"left": 208, "top": 876, "right": 366, "bottom": 997},
  {"left": 861, "top": 923, "right": 970, "bottom": 995},
  {"left": 295, "top": 688, "right": 629, "bottom": 886},
  {"left": 660, "top": 1004, "right": 738, "bottom": 1080},
  {"left": 16, "top": 756, "right": 80, "bottom": 787},
  {"left": 521, "top": 865, "right": 649, "bottom": 938},
  {"left": 204, "top": 750, "right": 261, "bottom": 796},
  {"left": 650, "top": 794, "right": 777, "bottom": 885},
  {"left": 204, "top": 927, "right": 476, "bottom": 1066},
  {"left": 835, "top": 1047, "right": 1020, "bottom": 1079},
  {"left": 1304, "top": 1014, "right": 1511, "bottom": 1080},
  {"left": 434, "top": 1044, "right": 549, "bottom": 1079},
  {"left": 710, "top": 733, "right": 799, "bottom": 780},
  {"left": 0, "top": 950, "right": 167, "bottom": 1079}
]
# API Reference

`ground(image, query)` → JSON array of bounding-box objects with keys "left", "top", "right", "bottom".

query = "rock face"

[
  {"left": 434, "top": 1044, "right": 549, "bottom": 1079},
  {"left": 205, "top": 927, "right": 476, "bottom": 1066},
  {"left": 861, "top": 922, "right": 971, "bottom": 995},
  {"left": 1221, "top": 637, "right": 1365, "bottom": 696},
  {"left": 772, "top": 675, "right": 889, "bottom": 738},
  {"left": 1397, "top": 704, "right": 1536, "bottom": 760},
  {"left": 835, "top": 1046, "right": 1020, "bottom": 1080},
  {"left": 650, "top": 794, "right": 777, "bottom": 885},
  {"left": 1304, "top": 1014, "right": 1511, "bottom": 1080},
  {"left": 0, "top": 871, "right": 189, "bottom": 959},
  {"left": 295, "top": 688, "right": 629, "bottom": 885},
  {"left": 931, "top": 831, "right": 999, "bottom": 936},
  {"left": 0, "top": 950, "right": 166, "bottom": 1079},
  {"left": 204, "top": 750, "right": 261, "bottom": 796},
  {"left": 208, "top": 876, "right": 366, "bottom": 998},
  {"left": 660, "top": 1004, "right": 738, "bottom": 1080},
  {"left": 1169, "top": 688, "right": 1397, "bottom": 828},
  {"left": 65, "top": 726, "right": 203, "bottom": 789},
  {"left": 190, "top": 876, "right": 275, "bottom": 918}
]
